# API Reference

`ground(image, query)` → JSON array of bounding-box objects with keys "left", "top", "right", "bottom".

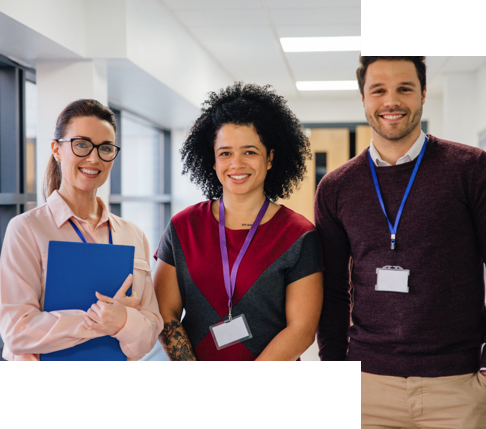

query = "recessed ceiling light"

[
  {"left": 296, "top": 81, "right": 359, "bottom": 91},
  {"left": 281, "top": 36, "right": 361, "bottom": 52}
]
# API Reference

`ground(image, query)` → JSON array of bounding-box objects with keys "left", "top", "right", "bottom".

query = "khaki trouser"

[{"left": 362, "top": 371, "right": 486, "bottom": 428}]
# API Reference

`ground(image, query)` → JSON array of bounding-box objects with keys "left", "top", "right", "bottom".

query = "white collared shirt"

[{"left": 369, "top": 131, "right": 427, "bottom": 166}]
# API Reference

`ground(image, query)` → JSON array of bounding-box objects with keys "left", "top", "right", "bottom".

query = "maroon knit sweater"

[{"left": 315, "top": 135, "right": 486, "bottom": 377}]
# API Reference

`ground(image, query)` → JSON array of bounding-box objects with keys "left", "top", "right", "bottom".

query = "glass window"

[
  {"left": 25, "top": 80, "right": 37, "bottom": 210},
  {"left": 121, "top": 201, "right": 160, "bottom": 265},
  {"left": 121, "top": 112, "right": 162, "bottom": 196},
  {"left": 110, "top": 110, "right": 170, "bottom": 274}
]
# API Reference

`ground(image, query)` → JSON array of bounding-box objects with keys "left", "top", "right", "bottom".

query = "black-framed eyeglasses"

[{"left": 56, "top": 138, "right": 121, "bottom": 162}]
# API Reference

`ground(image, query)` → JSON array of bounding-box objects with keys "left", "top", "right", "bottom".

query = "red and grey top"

[{"left": 156, "top": 201, "right": 323, "bottom": 361}]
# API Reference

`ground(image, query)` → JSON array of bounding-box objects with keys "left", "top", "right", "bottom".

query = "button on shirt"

[
  {"left": 0, "top": 190, "right": 163, "bottom": 361},
  {"left": 369, "top": 131, "right": 426, "bottom": 166}
]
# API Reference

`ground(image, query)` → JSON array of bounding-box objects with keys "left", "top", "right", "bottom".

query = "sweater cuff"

[{"left": 112, "top": 307, "right": 144, "bottom": 344}]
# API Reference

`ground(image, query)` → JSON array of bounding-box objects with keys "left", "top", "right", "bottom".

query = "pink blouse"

[{"left": 0, "top": 191, "right": 163, "bottom": 361}]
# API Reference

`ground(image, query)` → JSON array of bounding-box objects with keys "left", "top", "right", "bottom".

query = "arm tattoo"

[{"left": 159, "top": 319, "right": 197, "bottom": 361}]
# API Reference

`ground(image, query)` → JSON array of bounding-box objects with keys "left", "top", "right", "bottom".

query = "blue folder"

[{"left": 41, "top": 240, "right": 135, "bottom": 361}]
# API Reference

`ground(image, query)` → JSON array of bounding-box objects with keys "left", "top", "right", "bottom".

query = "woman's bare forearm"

[
  {"left": 255, "top": 324, "right": 315, "bottom": 361},
  {"left": 159, "top": 319, "right": 197, "bottom": 361}
]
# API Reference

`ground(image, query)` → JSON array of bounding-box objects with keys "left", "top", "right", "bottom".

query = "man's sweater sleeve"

[
  {"left": 315, "top": 177, "right": 352, "bottom": 361},
  {"left": 470, "top": 150, "right": 486, "bottom": 370}
]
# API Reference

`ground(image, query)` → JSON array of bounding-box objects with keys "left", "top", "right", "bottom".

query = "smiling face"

[
  {"left": 362, "top": 60, "right": 426, "bottom": 144},
  {"left": 51, "top": 116, "right": 116, "bottom": 195},
  {"left": 213, "top": 124, "right": 273, "bottom": 198}
]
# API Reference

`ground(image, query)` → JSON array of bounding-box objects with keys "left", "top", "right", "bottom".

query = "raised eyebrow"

[{"left": 216, "top": 146, "right": 232, "bottom": 151}]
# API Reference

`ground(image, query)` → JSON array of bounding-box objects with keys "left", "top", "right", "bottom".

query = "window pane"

[
  {"left": 121, "top": 202, "right": 160, "bottom": 270},
  {"left": 25, "top": 80, "right": 37, "bottom": 195},
  {"left": 121, "top": 112, "right": 161, "bottom": 196}
]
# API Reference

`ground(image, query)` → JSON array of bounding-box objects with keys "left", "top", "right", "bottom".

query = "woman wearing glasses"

[{"left": 0, "top": 99, "right": 163, "bottom": 361}]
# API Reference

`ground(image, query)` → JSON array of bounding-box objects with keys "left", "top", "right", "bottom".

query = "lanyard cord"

[
  {"left": 368, "top": 135, "right": 428, "bottom": 250},
  {"left": 68, "top": 218, "right": 113, "bottom": 245},
  {"left": 219, "top": 197, "right": 270, "bottom": 315}
]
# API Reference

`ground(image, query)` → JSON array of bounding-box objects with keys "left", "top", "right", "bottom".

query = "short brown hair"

[
  {"left": 356, "top": 56, "right": 426, "bottom": 95},
  {"left": 43, "top": 99, "right": 117, "bottom": 200}
]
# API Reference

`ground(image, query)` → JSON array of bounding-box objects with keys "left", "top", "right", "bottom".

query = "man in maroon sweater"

[{"left": 315, "top": 56, "right": 486, "bottom": 427}]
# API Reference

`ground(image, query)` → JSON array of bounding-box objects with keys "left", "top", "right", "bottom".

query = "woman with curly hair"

[{"left": 154, "top": 83, "right": 323, "bottom": 361}]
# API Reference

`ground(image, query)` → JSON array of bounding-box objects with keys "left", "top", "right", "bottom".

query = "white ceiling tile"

[
  {"left": 286, "top": 51, "right": 360, "bottom": 81},
  {"left": 173, "top": 9, "right": 267, "bottom": 27},
  {"left": 189, "top": 26, "right": 275, "bottom": 43},
  {"left": 203, "top": 41, "right": 282, "bottom": 61},
  {"left": 162, "top": 0, "right": 262, "bottom": 10},
  {"left": 270, "top": 7, "right": 360, "bottom": 26},
  {"left": 297, "top": 90, "right": 362, "bottom": 100},
  {"left": 265, "top": 0, "right": 360, "bottom": 8},
  {"left": 276, "top": 24, "right": 361, "bottom": 37}
]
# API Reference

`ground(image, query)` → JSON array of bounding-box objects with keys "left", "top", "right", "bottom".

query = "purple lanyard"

[{"left": 219, "top": 197, "right": 270, "bottom": 318}]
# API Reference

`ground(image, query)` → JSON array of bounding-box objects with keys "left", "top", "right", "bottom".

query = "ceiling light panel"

[
  {"left": 281, "top": 36, "right": 361, "bottom": 52},
  {"left": 296, "top": 81, "right": 359, "bottom": 91}
]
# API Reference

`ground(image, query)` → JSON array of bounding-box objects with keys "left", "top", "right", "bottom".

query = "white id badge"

[
  {"left": 209, "top": 314, "right": 252, "bottom": 350},
  {"left": 375, "top": 266, "right": 410, "bottom": 293}
]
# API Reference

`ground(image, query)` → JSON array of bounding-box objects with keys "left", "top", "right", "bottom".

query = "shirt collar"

[
  {"left": 47, "top": 190, "right": 115, "bottom": 232},
  {"left": 369, "top": 130, "right": 426, "bottom": 167}
]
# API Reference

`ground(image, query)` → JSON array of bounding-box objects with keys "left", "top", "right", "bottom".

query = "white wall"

[
  {"left": 442, "top": 64, "right": 486, "bottom": 147},
  {"left": 0, "top": 0, "right": 86, "bottom": 57},
  {"left": 125, "top": 0, "right": 233, "bottom": 108},
  {"left": 422, "top": 95, "right": 443, "bottom": 138},
  {"left": 36, "top": 60, "right": 109, "bottom": 205}
]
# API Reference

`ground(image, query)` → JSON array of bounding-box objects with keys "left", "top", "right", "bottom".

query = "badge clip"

[{"left": 375, "top": 265, "right": 410, "bottom": 293}]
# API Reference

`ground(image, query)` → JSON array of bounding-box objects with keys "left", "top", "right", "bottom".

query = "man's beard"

[{"left": 366, "top": 106, "right": 422, "bottom": 142}]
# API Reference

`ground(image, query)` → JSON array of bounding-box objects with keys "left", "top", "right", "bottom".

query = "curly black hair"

[{"left": 180, "top": 82, "right": 311, "bottom": 201}]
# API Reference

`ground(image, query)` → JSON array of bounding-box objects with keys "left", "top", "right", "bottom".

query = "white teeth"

[
  {"left": 383, "top": 115, "right": 404, "bottom": 119},
  {"left": 80, "top": 168, "right": 99, "bottom": 175},
  {"left": 230, "top": 175, "right": 248, "bottom": 180}
]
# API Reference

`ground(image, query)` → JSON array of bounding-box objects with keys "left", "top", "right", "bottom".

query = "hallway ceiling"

[
  {"left": 161, "top": 0, "right": 486, "bottom": 101},
  {"left": 161, "top": 0, "right": 361, "bottom": 99}
]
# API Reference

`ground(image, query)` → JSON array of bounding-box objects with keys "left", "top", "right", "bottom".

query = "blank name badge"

[
  {"left": 209, "top": 314, "right": 252, "bottom": 350},
  {"left": 375, "top": 266, "right": 410, "bottom": 293}
]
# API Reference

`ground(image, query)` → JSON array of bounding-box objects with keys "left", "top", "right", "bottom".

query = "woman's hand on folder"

[
  {"left": 84, "top": 296, "right": 128, "bottom": 336},
  {"left": 83, "top": 275, "right": 136, "bottom": 336},
  {"left": 99, "top": 274, "right": 141, "bottom": 311}
]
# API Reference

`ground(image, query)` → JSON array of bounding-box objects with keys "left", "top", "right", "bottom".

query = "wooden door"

[
  {"left": 356, "top": 124, "right": 372, "bottom": 155},
  {"left": 282, "top": 128, "right": 350, "bottom": 223}
]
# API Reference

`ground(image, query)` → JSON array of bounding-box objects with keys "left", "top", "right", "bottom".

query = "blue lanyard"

[
  {"left": 68, "top": 219, "right": 113, "bottom": 245},
  {"left": 368, "top": 135, "right": 428, "bottom": 250}
]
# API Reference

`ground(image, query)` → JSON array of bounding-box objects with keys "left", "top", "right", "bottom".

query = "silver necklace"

[{"left": 79, "top": 206, "right": 99, "bottom": 220}]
